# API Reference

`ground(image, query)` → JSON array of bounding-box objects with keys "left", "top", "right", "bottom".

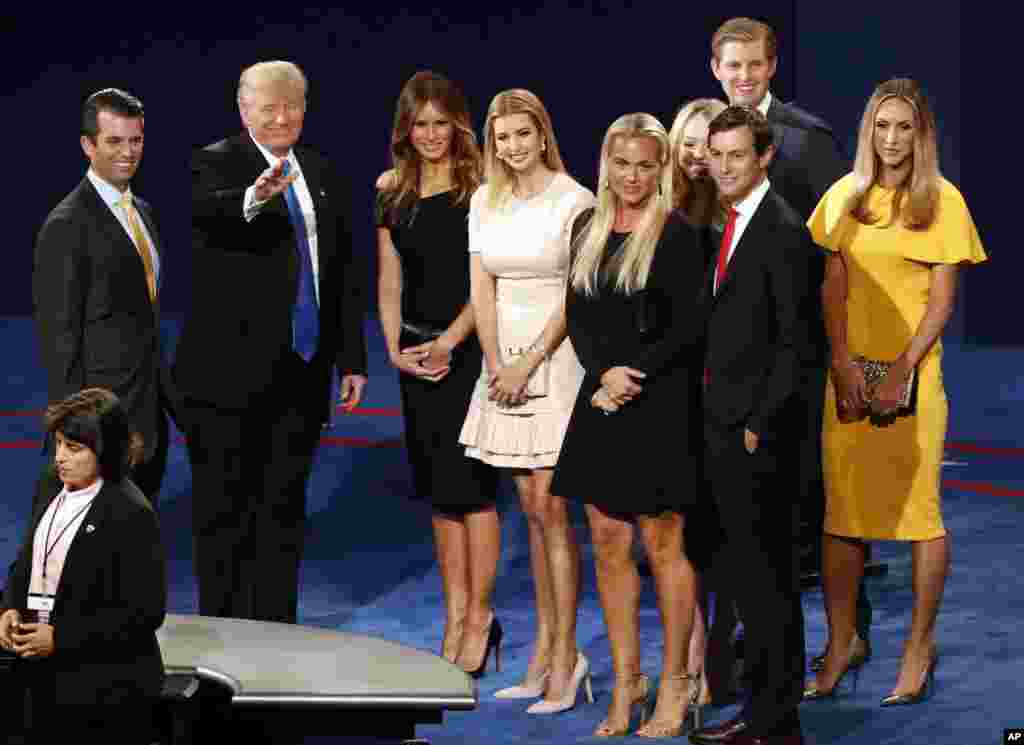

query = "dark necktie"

[
  {"left": 714, "top": 206, "right": 739, "bottom": 294},
  {"left": 281, "top": 160, "right": 319, "bottom": 362}
]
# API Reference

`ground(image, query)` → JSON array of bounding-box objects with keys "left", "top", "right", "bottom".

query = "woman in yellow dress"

[{"left": 804, "top": 78, "right": 986, "bottom": 706}]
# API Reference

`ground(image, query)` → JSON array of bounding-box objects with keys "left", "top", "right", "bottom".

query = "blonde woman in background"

[{"left": 667, "top": 98, "right": 730, "bottom": 710}]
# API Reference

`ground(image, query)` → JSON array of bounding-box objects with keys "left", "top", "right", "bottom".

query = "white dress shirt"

[
  {"left": 29, "top": 478, "right": 104, "bottom": 599},
  {"left": 86, "top": 170, "right": 161, "bottom": 288},
  {"left": 243, "top": 134, "right": 320, "bottom": 303},
  {"left": 715, "top": 176, "right": 772, "bottom": 288},
  {"left": 758, "top": 90, "right": 773, "bottom": 117}
]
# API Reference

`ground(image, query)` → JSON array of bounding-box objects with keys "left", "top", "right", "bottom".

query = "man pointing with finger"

[{"left": 174, "top": 61, "right": 367, "bottom": 623}]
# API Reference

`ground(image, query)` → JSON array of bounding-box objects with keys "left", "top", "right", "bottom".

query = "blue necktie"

[{"left": 281, "top": 160, "right": 319, "bottom": 362}]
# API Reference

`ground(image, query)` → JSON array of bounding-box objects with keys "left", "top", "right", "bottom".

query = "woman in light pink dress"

[{"left": 459, "top": 89, "right": 594, "bottom": 714}]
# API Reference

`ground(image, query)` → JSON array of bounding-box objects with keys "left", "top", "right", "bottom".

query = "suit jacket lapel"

[
  {"left": 79, "top": 178, "right": 157, "bottom": 307},
  {"left": 711, "top": 198, "right": 771, "bottom": 305},
  {"left": 53, "top": 482, "right": 112, "bottom": 608},
  {"left": 79, "top": 179, "right": 138, "bottom": 258},
  {"left": 293, "top": 146, "right": 330, "bottom": 276}
]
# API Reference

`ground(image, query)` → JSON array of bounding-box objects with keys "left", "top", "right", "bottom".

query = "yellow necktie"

[{"left": 119, "top": 192, "right": 157, "bottom": 303}]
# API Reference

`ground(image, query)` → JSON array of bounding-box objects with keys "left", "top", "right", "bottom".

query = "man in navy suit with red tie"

[
  {"left": 174, "top": 61, "right": 367, "bottom": 624},
  {"left": 690, "top": 106, "right": 814, "bottom": 745}
]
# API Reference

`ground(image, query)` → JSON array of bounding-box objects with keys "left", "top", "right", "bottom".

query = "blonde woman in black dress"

[
  {"left": 376, "top": 71, "right": 499, "bottom": 673},
  {"left": 553, "top": 113, "right": 705, "bottom": 737}
]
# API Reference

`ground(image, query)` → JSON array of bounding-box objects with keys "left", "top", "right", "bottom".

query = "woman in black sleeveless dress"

[{"left": 376, "top": 71, "right": 499, "bottom": 673}]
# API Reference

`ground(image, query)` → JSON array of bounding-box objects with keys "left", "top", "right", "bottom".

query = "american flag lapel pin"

[{"left": 85, "top": 524, "right": 96, "bottom": 534}]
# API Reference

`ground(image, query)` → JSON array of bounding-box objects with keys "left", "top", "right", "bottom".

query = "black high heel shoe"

[
  {"left": 460, "top": 617, "right": 503, "bottom": 679},
  {"left": 803, "top": 635, "right": 869, "bottom": 701},
  {"left": 880, "top": 655, "right": 937, "bottom": 706}
]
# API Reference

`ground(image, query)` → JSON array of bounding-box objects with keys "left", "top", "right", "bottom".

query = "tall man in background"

[
  {"left": 33, "top": 88, "right": 172, "bottom": 504},
  {"left": 174, "top": 61, "right": 367, "bottom": 623}
]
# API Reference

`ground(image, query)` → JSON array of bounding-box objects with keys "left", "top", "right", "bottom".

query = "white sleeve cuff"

[{"left": 244, "top": 184, "right": 269, "bottom": 222}]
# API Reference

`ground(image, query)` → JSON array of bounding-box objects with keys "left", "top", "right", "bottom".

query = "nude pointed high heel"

[
  {"left": 494, "top": 669, "right": 550, "bottom": 699},
  {"left": 525, "top": 652, "right": 594, "bottom": 714}
]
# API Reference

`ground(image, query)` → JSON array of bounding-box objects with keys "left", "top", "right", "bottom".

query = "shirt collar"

[
  {"left": 757, "top": 90, "right": 773, "bottom": 117},
  {"left": 58, "top": 477, "right": 105, "bottom": 504},
  {"left": 731, "top": 176, "right": 771, "bottom": 218},
  {"left": 248, "top": 130, "right": 296, "bottom": 170},
  {"left": 87, "top": 169, "right": 131, "bottom": 208}
]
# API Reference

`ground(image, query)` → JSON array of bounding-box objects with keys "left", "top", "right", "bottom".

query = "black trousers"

[
  {"left": 704, "top": 420, "right": 804, "bottom": 737},
  {"left": 14, "top": 663, "right": 156, "bottom": 745},
  {"left": 796, "top": 366, "right": 826, "bottom": 571},
  {"left": 181, "top": 364, "right": 326, "bottom": 624}
]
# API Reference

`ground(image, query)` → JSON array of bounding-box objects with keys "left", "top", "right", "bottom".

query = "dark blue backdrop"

[{"left": 7, "top": 3, "right": 1003, "bottom": 341}]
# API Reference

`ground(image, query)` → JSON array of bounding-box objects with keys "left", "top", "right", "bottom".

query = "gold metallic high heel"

[
  {"left": 636, "top": 671, "right": 700, "bottom": 738},
  {"left": 594, "top": 673, "right": 651, "bottom": 737},
  {"left": 881, "top": 654, "right": 938, "bottom": 706}
]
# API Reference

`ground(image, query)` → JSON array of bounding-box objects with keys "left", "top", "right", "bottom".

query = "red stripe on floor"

[
  {"left": 0, "top": 440, "right": 40, "bottom": 449},
  {"left": 945, "top": 441, "right": 1024, "bottom": 458},
  {"left": 942, "top": 479, "right": 1024, "bottom": 498},
  {"left": 320, "top": 436, "right": 402, "bottom": 448},
  {"left": 334, "top": 406, "right": 402, "bottom": 417}
]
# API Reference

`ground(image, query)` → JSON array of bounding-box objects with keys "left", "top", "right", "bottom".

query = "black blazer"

[
  {"left": 701, "top": 189, "right": 817, "bottom": 439},
  {"left": 2, "top": 479, "right": 166, "bottom": 707},
  {"left": 33, "top": 179, "right": 170, "bottom": 461},
  {"left": 174, "top": 133, "right": 367, "bottom": 412},
  {"left": 766, "top": 98, "right": 848, "bottom": 221}
]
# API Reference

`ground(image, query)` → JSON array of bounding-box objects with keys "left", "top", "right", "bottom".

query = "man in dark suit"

[
  {"left": 174, "top": 61, "right": 367, "bottom": 624},
  {"left": 690, "top": 106, "right": 811, "bottom": 745},
  {"left": 33, "top": 88, "right": 172, "bottom": 505}
]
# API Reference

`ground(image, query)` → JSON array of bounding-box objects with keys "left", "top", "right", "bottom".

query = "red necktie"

[{"left": 714, "top": 206, "right": 739, "bottom": 294}]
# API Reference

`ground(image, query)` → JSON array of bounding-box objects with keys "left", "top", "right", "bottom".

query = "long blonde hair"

[
  {"left": 482, "top": 89, "right": 566, "bottom": 210},
  {"left": 846, "top": 78, "right": 941, "bottom": 230},
  {"left": 668, "top": 98, "right": 726, "bottom": 225},
  {"left": 570, "top": 113, "right": 673, "bottom": 296},
  {"left": 379, "top": 70, "right": 482, "bottom": 223}
]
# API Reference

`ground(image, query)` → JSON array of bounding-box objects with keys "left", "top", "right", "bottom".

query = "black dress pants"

[
  {"left": 704, "top": 420, "right": 805, "bottom": 737},
  {"left": 182, "top": 365, "right": 325, "bottom": 624}
]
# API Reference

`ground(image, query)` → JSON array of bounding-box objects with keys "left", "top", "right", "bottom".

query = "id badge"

[{"left": 26, "top": 593, "right": 54, "bottom": 624}]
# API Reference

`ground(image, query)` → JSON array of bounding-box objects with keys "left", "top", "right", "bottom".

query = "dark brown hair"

[
  {"left": 81, "top": 88, "right": 144, "bottom": 142},
  {"left": 45, "top": 388, "right": 143, "bottom": 481},
  {"left": 380, "top": 70, "right": 482, "bottom": 222},
  {"left": 708, "top": 105, "right": 775, "bottom": 156}
]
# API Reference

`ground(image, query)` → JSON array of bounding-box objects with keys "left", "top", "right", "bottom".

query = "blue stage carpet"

[{"left": 1, "top": 316, "right": 1020, "bottom": 744}]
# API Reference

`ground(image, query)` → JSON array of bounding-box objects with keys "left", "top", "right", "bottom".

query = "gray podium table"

[{"left": 157, "top": 614, "right": 476, "bottom": 742}]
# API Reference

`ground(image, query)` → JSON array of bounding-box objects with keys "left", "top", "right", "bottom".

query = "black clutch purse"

[
  {"left": 400, "top": 320, "right": 445, "bottom": 343},
  {"left": 400, "top": 320, "right": 461, "bottom": 369}
]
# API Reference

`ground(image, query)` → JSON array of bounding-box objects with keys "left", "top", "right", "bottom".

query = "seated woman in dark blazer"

[
  {"left": 552, "top": 113, "right": 706, "bottom": 737},
  {"left": 0, "top": 388, "right": 166, "bottom": 744}
]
